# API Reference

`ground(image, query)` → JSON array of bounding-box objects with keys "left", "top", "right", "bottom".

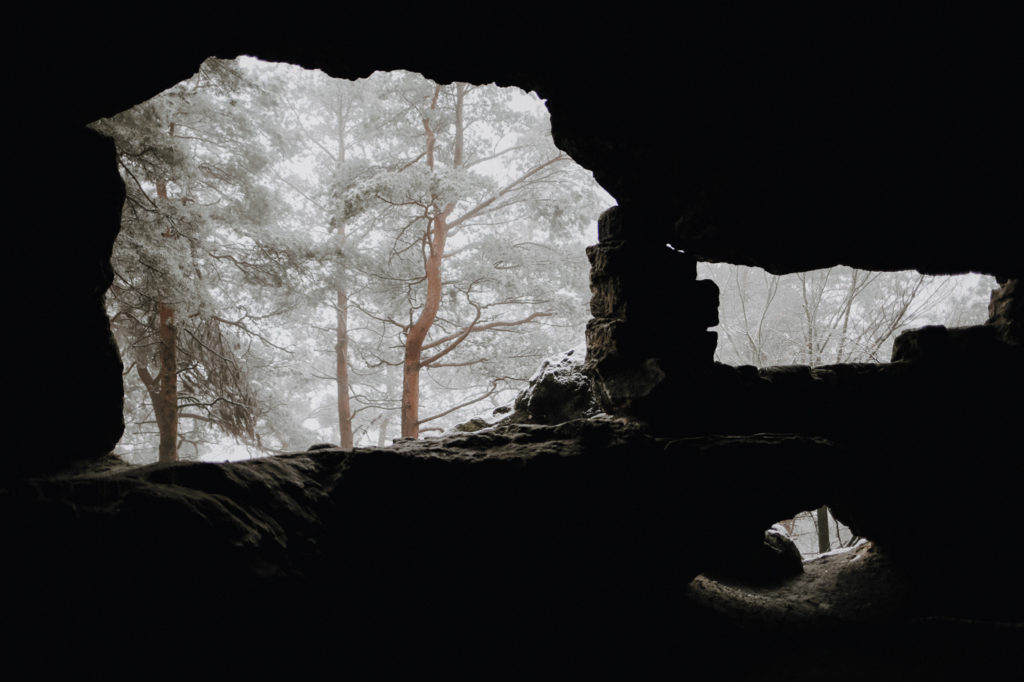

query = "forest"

[
  {"left": 92, "top": 57, "right": 612, "bottom": 463},
  {"left": 93, "top": 57, "right": 994, "bottom": 465},
  {"left": 701, "top": 262, "right": 994, "bottom": 367}
]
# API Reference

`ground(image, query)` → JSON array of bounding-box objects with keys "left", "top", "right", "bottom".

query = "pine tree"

[{"left": 93, "top": 59, "right": 305, "bottom": 461}]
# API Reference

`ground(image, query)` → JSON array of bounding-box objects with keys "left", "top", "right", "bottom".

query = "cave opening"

[
  {"left": 7, "top": 12, "right": 1024, "bottom": 681},
  {"left": 697, "top": 261, "right": 997, "bottom": 368},
  {"left": 89, "top": 56, "right": 615, "bottom": 465}
]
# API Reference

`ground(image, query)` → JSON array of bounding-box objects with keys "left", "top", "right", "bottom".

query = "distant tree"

[
  {"left": 793, "top": 268, "right": 956, "bottom": 365},
  {"left": 257, "top": 66, "right": 604, "bottom": 442},
  {"left": 816, "top": 505, "right": 830, "bottom": 554},
  {"left": 251, "top": 66, "right": 434, "bottom": 449},
  {"left": 779, "top": 507, "right": 859, "bottom": 557},
  {"left": 332, "top": 75, "right": 601, "bottom": 438}
]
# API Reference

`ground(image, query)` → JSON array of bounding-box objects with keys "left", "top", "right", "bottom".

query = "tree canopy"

[{"left": 92, "top": 57, "right": 612, "bottom": 462}]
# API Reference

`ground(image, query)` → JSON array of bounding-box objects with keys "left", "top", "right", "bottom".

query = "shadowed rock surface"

[
  {"left": 5, "top": 422, "right": 1021, "bottom": 679},
  {"left": 688, "top": 543, "right": 1023, "bottom": 681}
]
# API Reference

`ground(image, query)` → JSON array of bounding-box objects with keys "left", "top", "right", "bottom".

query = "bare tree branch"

[{"left": 420, "top": 311, "right": 552, "bottom": 367}]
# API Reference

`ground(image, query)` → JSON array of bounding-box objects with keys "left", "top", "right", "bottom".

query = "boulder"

[
  {"left": 703, "top": 524, "right": 805, "bottom": 587},
  {"left": 452, "top": 346, "right": 598, "bottom": 433},
  {"left": 512, "top": 345, "right": 598, "bottom": 424}
]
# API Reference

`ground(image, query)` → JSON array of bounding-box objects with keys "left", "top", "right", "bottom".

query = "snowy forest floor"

[{"left": 680, "top": 542, "right": 1023, "bottom": 681}]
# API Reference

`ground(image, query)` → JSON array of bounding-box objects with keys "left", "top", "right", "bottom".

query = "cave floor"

[
  {"left": 7, "top": 435, "right": 1023, "bottom": 680},
  {"left": 676, "top": 542, "right": 1023, "bottom": 681},
  {"left": 688, "top": 541, "right": 911, "bottom": 626}
]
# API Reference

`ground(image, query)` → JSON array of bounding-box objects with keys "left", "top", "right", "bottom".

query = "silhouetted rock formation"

[
  {"left": 6, "top": 6, "right": 1024, "bottom": 680},
  {"left": 5, "top": 421, "right": 836, "bottom": 678},
  {"left": 512, "top": 346, "right": 597, "bottom": 424}
]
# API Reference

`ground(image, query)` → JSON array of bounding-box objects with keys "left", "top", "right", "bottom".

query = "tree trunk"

[
  {"left": 835, "top": 270, "right": 859, "bottom": 362},
  {"left": 399, "top": 84, "right": 463, "bottom": 438},
  {"left": 154, "top": 173, "right": 178, "bottom": 463},
  {"left": 334, "top": 84, "right": 354, "bottom": 450},
  {"left": 401, "top": 211, "right": 448, "bottom": 438},
  {"left": 377, "top": 414, "right": 391, "bottom": 447},
  {"left": 156, "top": 302, "right": 178, "bottom": 462},
  {"left": 817, "top": 505, "right": 831, "bottom": 554},
  {"left": 336, "top": 286, "right": 353, "bottom": 449}
]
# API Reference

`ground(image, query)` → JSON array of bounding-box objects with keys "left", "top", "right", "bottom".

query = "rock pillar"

[{"left": 584, "top": 205, "right": 719, "bottom": 425}]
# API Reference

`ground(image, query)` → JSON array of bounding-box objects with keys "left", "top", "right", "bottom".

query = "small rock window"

[{"left": 697, "top": 263, "right": 995, "bottom": 367}]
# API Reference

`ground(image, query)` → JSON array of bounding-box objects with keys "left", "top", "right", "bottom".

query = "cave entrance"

[
  {"left": 90, "top": 56, "right": 614, "bottom": 464},
  {"left": 775, "top": 509, "right": 861, "bottom": 560}
]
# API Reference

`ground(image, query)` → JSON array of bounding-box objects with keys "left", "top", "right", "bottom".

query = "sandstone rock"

[
  {"left": 765, "top": 524, "right": 805, "bottom": 572},
  {"left": 453, "top": 417, "right": 491, "bottom": 432},
  {"left": 450, "top": 347, "right": 597, "bottom": 432},
  {"left": 512, "top": 346, "right": 598, "bottom": 424},
  {"left": 703, "top": 525, "right": 805, "bottom": 587},
  {"left": 587, "top": 241, "right": 697, "bottom": 281},
  {"left": 585, "top": 318, "right": 717, "bottom": 366},
  {"left": 891, "top": 323, "right": 1008, "bottom": 364},
  {"left": 589, "top": 272, "right": 719, "bottom": 327},
  {"left": 988, "top": 278, "right": 1022, "bottom": 344}
]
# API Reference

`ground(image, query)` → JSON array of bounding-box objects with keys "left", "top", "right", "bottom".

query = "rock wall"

[
  {"left": 9, "top": 128, "right": 127, "bottom": 462},
  {"left": 989, "top": 279, "right": 1023, "bottom": 345}
]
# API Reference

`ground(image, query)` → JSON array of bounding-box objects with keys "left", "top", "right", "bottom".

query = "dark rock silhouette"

[{"left": 5, "top": 6, "right": 1024, "bottom": 680}]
